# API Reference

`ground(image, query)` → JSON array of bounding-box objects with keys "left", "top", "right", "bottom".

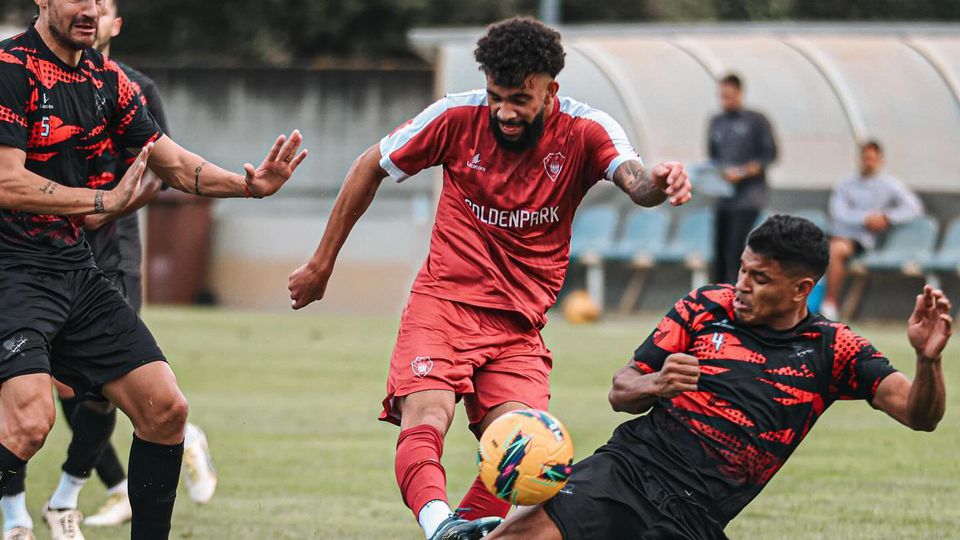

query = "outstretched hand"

[
  {"left": 106, "top": 142, "right": 154, "bottom": 213},
  {"left": 651, "top": 161, "right": 692, "bottom": 206},
  {"left": 907, "top": 285, "right": 954, "bottom": 361},
  {"left": 243, "top": 130, "right": 308, "bottom": 197}
]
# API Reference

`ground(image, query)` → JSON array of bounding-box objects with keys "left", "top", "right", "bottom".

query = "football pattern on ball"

[{"left": 477, "top": 409, "right": 574, "bottom": 505}]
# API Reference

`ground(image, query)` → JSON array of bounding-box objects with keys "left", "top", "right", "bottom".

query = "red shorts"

[{"left": 380, "top": 292, "right": 552, "bottom": 431}]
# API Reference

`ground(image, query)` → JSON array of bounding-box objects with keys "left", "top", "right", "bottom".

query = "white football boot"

[
  {"left": 3, "top": 527, "right": 35, "bottom": 540},
  {"left": 182, "top": 423, "right": 217, "bottom": 503},
  {"left": 41, "top": 504, "right": 83, "bottom": 540},
  {"left": 82, "top": 490, "right": 131, "bottom": 527}
]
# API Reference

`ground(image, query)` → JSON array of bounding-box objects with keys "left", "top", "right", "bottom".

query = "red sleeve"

[
  {"left": 580, "top": 107, "right": 639, "bottom": 182},
  {"left": 631, "top": 289, "right": 704, "bottom": 373},
  {"left": 829, "top": 325, "right": 897, "bottom": 401},
  {"left": 378, "top": 97, "right": 455, "bottom": 182}
]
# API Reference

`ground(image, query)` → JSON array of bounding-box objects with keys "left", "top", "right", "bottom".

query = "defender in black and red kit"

[
  {"left": 0, "top": 2, "right": 306, "bottom": 539},
  {"left": 488, "top": 215, "right": 952, "bottom": 540}
]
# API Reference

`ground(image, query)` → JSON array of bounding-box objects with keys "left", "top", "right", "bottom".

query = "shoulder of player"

[
  {"left": 0, "top": 33, "right": 33, "bottom": 69},
  {"left": 115, "top": 61, "right": 156, "bottom": 90},
  {"left": 812, "top": 319, "right": 872, "bottom": 354},
  {"left": 439, "top": 89, "right": 486, "bottom": 111},
  {"left": 691, "top": 283, "right": 735, "bottom": 309},
  {"left": 554, "top": 95, "right": 615, "bottom": 124},
  {"left": 553, "top": 96, "right": 628, "bottom": 146},
  {"left": 671, "top": 284, "right": 734, "bottom": 327},
  {"left": 410, "top": 89, "right": 486, "bottom": 126}
]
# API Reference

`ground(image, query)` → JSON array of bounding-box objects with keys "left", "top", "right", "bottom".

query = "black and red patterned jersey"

[
  {"left": 611, "top": 284, "right": 897, "bottom": 526},
  {"left": 86, "top": 61, "right": 170, "bottom": 277},
  {"left": 0, "top": 26, "right": 162, "bottom": 269}
]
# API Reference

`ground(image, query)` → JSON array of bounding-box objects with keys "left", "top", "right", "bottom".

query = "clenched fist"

[{"left": 654, "top": 353, "right": 700, "bottom": 398}]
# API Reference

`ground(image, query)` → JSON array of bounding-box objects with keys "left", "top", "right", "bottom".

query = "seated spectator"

[{"left": 822, "top": 140, "right": 923, "bottom": 319}]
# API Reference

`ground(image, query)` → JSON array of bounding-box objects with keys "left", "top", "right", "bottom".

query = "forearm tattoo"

[
  {"left": 93, "top": 190, "right": 105, "bottom": 213},
  {"left": 615, "top": 161, "right": 663, "bottom": 206},
  {"left": 194, "top": 161, "right": 206, "bottom": 196},
  {"left": 39, "top": 181, "right": 56, "bottom": 195}
]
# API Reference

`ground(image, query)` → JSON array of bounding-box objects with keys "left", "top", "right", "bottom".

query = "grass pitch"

[{"left": 20, "top": 308, "right": 960, "bottom": 539}]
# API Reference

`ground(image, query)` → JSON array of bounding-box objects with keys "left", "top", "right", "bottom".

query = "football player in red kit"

[{"left": 288, "top": 17, "right": 692, "bottom": 540}]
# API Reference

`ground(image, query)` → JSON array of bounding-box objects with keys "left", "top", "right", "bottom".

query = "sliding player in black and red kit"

[
  {"left": 489, "top": 215, "right": 952, "bottom": 539},
  {"left": 288, "top": 17, "right": 692, "bottom": 540},
  {"left": 0, "top": 1, "right": 307, "bottom": 539}
]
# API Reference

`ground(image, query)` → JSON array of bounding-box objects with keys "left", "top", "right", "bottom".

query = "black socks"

[
  {"left": 128, "top": 434, "right": 183, "bottom": 540},
  {"left": 0, "top": 444, "right": 27, "bottom": 496}
]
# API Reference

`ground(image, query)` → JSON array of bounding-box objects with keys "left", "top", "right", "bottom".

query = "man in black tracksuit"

[{"left": 707, "top": 73, "right": 778, "bottom": 284}]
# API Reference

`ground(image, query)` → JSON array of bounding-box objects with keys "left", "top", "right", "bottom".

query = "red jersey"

[{"left": 379, "top": 90, "right": 639, "bottom": 327}]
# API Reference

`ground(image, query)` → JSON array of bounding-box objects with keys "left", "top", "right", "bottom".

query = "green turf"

[{"left": 21, "top": 308, "right": 959, "bottom": 539}]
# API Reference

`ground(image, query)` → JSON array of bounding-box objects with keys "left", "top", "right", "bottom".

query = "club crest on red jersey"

[
  {"left": 411, "top": 356, "right": 434, "bottom": 378},
  {"left": 542, "top": 152, "right": 566, "bottom": 182}
]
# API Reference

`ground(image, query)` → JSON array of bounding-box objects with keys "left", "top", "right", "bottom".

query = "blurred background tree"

[{"left": 1, "top": 0, "right": 957, "bottom": 66}]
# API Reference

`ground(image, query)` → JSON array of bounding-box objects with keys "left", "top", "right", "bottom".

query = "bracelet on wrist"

[
  {"left": 243, "top": 180, "right": 263, "bottom": 199},
  {"left": 93, "top": 190, "right": 105, "bottom": 213}
]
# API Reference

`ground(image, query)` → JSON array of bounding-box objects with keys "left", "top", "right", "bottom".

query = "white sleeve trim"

[
  {"left": 378, "top": 90, "right": 486, "bottom": 183},
  {"left": 559, "top": 96, "right": 642, "bottom": 182},
  {"left": 605, "top": 155, "right": 638, "bottom": 182},
  {"left": 379, "top": 154, "right": 409, "bottom": 182}
]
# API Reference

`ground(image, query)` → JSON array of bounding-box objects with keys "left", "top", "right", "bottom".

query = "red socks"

[
  {"left": 396, "top": 425, "right": 448, "bottom": 517},
  {"left": 457, "top": 475, "right": 511, "bottom": 520}
]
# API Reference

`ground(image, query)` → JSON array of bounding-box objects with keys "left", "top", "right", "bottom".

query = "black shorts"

[
  {"left": 105, "top": 271, "right": 143, "bottom": 313},
  {"left": 0, "top": 265, "right": 165, "bottom": 399},
  {"left": 544, "top": 450, "right": 728, "bottom": 540}
]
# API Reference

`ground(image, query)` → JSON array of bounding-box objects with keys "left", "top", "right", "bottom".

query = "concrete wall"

[{"left": 140, "top": 67, "right": 436, "bottom": 314}]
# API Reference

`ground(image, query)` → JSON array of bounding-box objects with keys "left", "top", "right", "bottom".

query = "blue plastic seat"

[
  {"left": 607, "top": 209, "right": 670, "bottom": 264},
  {"left": 858, "top": 216, "right": 939, "bottom": 274},
  {"left": 657, "top": 208, "right": 714, "bottom": 267},
  {"left": 569, "top": 205, "right": 619, "bottom": 261},
  {"left": 843, "top": 216, "right": 939, "bottom": 320},
  {"left": 923, "top": 217, "right": 960, "bottom": 275}
]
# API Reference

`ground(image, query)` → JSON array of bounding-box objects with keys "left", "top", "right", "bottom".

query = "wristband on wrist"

[{"left": 243, "top": 180, "right": 263, "bottom": 199}]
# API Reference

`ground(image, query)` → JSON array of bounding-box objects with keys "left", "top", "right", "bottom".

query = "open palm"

[
  {"left": 907, "top": 285, "right": 954, "bottom": 360},
  {"left": 243, "top": 130, "right": 308, "bottom": 197}
]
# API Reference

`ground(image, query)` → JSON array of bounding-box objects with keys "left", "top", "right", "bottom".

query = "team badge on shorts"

[
  {"left": 542, "top": 152, "right": 566, "bottom": 182},
  {"left": 2, "top": 334, "right": 28, "bottom": 362},
  {"left": 411, "top": 356, "right": 434, "bottom": 378}
]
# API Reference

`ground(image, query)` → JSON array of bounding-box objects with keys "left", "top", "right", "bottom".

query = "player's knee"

[
  {"left": 408, "top": 408, "right": 451, "bottom": 434},
  {"left": 12, "top": 411, "right": 55, "bottom": 457},
  {"left": 139, "top": 393, "right": 189, "bottom": 442},
  {"left": 398, "top": 393, "right": 455, "bottom": 433}
]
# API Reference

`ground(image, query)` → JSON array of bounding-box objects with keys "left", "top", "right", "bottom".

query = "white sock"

[
  {"left": 106, "top": 478, "right": 128, "bottom": 497},
  {"left": 48, "top": 472, "right": 87, "bottom": 510},
  {"left": 1, "top": 492, "right": 32, "bottom": 531},
  {"left": 418, "top": 499, "right": 454, "bottom": 539}
]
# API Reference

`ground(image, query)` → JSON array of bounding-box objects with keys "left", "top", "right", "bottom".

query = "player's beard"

[
  {"left": 490, "top": 108, "right": 546, "bottom": 152},
  {"left": 47, "top": 10, "right": 98, "bottom": 51}
]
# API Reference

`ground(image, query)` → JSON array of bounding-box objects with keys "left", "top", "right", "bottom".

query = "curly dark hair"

[
  {"left": 474, "top": 17, "right": 565, "bottom": 88},
  {"left": 746, "top": 215, "right": 829, "bottom": 279}
]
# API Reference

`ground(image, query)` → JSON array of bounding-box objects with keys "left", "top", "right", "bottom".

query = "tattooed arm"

[
  {"left": 612, "top": 159, "right": 692, "bottom": 208},
  {"left": 0, "top": 144, "right": 152, "bottom": 215}
]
